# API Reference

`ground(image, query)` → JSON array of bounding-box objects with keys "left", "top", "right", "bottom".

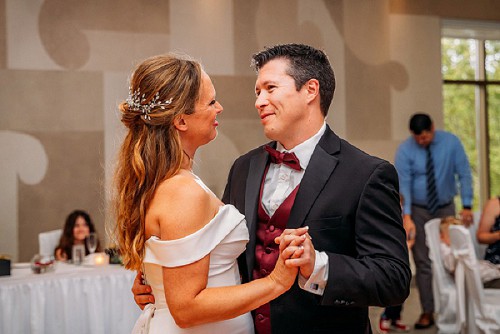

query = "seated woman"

[
  {"left": 440, "top": 216, "right": 500, "bottom": 289},
  {"left": 477, "top": 196, "right": 500, "bottom": 266},
  {"left": 54, "top": 210, "right": 101, "bottom": 261}
]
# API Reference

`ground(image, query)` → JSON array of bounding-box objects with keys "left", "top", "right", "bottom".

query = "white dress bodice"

[{"left": 133, "top": 176, "right": 253, "bottom": 334}]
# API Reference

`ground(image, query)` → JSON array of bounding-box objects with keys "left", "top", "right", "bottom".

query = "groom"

[{"left": 134, "top": 44, "right": 411, "bottom": 333}]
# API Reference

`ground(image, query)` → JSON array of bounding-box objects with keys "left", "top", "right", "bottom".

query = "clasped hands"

[
  {"left": 275, "top": 226, "right": 316, "bottom": 279},
  {"left": 132, "top": 226, "right": 316, "bottom": 310}
]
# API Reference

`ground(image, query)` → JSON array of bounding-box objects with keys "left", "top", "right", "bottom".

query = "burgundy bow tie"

[{"left": 264, "top": 145, "right": 301, "bottom": 171}]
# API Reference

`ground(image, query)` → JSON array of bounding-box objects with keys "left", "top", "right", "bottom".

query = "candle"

[
  {"left": 95, "top": 253, "right": 105, "bottom": 265},
  {"left": 86, "top": 252, "right": 109, "bottom": 266}
]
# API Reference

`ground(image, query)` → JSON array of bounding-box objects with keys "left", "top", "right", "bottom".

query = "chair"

[
  {"left": 424, "top": 218, "right": 460, "bottom": 333},
  {"left": 38, "top": 229, "right": 63, "bottom": 257},
  {"left": 449, "top": 225, "right": 500, "bottom": 334},
  {"left": 471, "top": 211, "right": 487, "bottom": 260}
]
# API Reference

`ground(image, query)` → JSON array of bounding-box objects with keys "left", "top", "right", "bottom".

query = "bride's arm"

[
  {"left": 151, "top": 175, "right": 303, "bottom": 328},
  {"left": 163, "top": 254, "right": 297, "bottom": 328}
]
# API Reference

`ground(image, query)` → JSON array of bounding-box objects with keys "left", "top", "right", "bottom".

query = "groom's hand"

[
  {"left": 132, "top": 271, "right": 155, "bottom": 310},
  {"left": 275, "top": 227, "right": 316, "bottom": 279}
]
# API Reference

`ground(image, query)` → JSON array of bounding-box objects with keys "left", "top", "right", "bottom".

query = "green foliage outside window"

[
  {"left": 441, "top": 38, "right": 500, "bottom": 207},
  {"left": 486, "top": 40, "right": 500, "bottom": 198}
]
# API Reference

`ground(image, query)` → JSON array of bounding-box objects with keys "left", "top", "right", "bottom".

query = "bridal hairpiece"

[{"left": 126, "top": 88, "right": 173, "bottom": 120}]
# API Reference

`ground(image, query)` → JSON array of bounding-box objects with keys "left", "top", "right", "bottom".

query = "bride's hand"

[
  {"left": 274, "top": 226, "right": 316, "bottom": 279},
  {"left": 132, "top": 271, "right": 155, "bottom": 310},
  {"left": 268, "top": 233, "right": 306, "bottom": 290}
]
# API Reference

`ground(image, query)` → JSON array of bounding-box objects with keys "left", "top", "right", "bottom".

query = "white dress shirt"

[{"left": 261, "top": 122, "right": 328, "bottom": 295}]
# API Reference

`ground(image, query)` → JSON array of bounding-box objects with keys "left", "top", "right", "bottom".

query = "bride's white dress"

[{"left": 133, "top": 178, "right": 254, "bottom": 334}]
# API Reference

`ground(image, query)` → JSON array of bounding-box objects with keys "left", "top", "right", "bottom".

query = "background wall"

[{"left": 1, "top": 0, "right": 499, "bottom": 262}]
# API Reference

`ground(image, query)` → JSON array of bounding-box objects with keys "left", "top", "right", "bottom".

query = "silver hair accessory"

[{"left": 126, "top": 88, "right": 173, "bottom": 120}]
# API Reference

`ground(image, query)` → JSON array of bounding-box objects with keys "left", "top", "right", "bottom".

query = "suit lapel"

[
  {"left": 288, "top": 127, "right": 340, "bottom": 229},
  {"left": 244, "top": 145, "right": 269, "bottom": 277}
]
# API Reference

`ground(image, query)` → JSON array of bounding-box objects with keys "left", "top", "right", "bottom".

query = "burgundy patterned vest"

[{"left": 253, "top": 165, "right": 300, "bottom": 334}]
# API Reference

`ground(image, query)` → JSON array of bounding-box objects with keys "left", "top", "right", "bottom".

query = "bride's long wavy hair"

[{"left": 113, "top": 54, "right": 202, "bottom": 270}]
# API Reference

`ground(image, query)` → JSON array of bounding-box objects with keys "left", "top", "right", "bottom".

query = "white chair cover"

[
  {"left": 471, "top": 211, "right": 487, "bottom": 260},
  {"left": 424, "top": 218, "right": 460, "bottom": 333},
  {"left": 38, "top": 229, "right": 63, "bottom": 256},
  {"left": 449, "top": 225, "right": 500, "bottom": 334}
]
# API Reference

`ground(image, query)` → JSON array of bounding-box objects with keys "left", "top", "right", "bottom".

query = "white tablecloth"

[{"left": 0, "top": 262, "right": 141, "bottom": 334}]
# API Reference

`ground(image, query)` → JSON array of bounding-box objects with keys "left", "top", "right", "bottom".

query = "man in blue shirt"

[{"left": 395, "top": 113, "right": 473, "bottom": 329}]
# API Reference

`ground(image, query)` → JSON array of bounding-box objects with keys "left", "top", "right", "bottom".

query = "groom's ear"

[{"left": 173, "top": 115, "right": 188, "bottom": 132}]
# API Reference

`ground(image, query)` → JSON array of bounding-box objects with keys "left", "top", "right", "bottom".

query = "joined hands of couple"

[
  {"left": 132, "top": 226, "right": 314, "bottom": 310},
  {"left": 274, "top": 226, "right": 315, "bottom": 278},
  {"left": 267, "top": 226, "right": 314, "bottom": 292}
]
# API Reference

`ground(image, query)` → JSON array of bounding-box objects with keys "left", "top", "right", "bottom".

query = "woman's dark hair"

[{"left": 55, "top": 210, "right": 100, "bottom": 260}]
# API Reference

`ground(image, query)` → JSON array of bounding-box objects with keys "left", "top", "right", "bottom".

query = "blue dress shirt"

[{"left": 395, "top": 130, "right": 473, "bottom": 215}]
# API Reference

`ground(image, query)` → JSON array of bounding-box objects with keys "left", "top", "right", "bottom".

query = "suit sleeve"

[{"left": 321, "top": 161, "right": 411, "bottom": 307}]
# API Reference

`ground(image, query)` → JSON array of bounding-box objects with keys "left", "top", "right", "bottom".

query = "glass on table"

[
  {"left": 86, "top": 232, "right": 97, "bottom": 254},
  {"left": 72, "top": 244, "right": 85, "bottom": 265}
]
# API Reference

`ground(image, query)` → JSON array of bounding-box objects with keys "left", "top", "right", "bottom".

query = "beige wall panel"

[
  {"left": 216, "top": 119, "right": 268, "bottom": 156},
  {"left": 6, "top": 0, "right": 171, "bottom": 71},
  {"left": 298, "top": 0, "right": 347, "bottom": 139},
  {"left": 6, "top": 0, "right": 60, "bottom": 70},
  {"left": 18, "top": 131, "right": 104, "bottom": 262},
  {"left": 170, "top": 0, "right": 234, "bottom": 75},
  {"left": 344, "top": 0, "right": 391, "bottom": 62},
  {"left": 103, "top": 72, "right": 128, "bottom": 240},
  {"left": 0, "top": 70, "right": 103, "bottom": 132},
  {"left": 233, "top": 1, "right": 259, "bottom": 75},
  {"left": 389, "top": 14, "right": 443, "bottom": 141},
  {"left": 254, "top": 0, "right": 300, "bottom": 47},
  {"left": 350, "top": 139, "right": 402, "bottom": 165},
  {"left": 0, "top": 0, "right": 6, "bottom": 68},
  {"left": 37, "top": 0, "right": 170, "bottom": 70},
  {"left": 194, "top": 130, "right": 242, "bottom": 198},
  {"left": 211, "top": 75, "right": 257, "bottom": 120},
  {"left": 389, "top": 0, "right": 500, "bottom": 21},
  {"left": 343, "top": 0, "right": 408, "bottom": 141},
  {"left": 0, "top": 131, "right": 48, "bottom": 261},
  {"left": 81, "top": 31, "right": 171, "bottom": 72}
]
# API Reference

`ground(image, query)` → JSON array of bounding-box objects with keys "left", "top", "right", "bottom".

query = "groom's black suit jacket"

[{"left": 222, "top": 126, "right": 411, "bottom": 334}]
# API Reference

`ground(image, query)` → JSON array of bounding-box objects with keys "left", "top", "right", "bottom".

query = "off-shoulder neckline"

[{"left": 146, "top": 204, "right": 241, "bottom": 243}]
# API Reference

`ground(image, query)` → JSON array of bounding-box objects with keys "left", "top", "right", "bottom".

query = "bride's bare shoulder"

[{"left": 149, "top": 171, "right": 212, "bottom": 239}]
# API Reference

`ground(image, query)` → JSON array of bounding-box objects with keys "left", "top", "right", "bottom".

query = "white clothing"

[
  {"left": 440, "top": 241, "right": 500, "bottom": 283},
  {"left": 132, "top": 176, "right": 254, "bottom": 334}
]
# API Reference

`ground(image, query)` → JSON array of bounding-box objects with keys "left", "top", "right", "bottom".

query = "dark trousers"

[
  {"left": 382, "top": 305, "right": 403, "bottom": 321},
  {"left": 411, "top": 203, "right": 455, "bottom": 313}
]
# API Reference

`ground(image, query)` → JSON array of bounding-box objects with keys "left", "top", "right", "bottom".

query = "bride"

[{"left": 113, "top": 53, "right": 307, "bottom": 333}]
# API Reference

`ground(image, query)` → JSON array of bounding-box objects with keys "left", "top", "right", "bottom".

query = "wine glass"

[{"left": 85, "top": 233, "right": 97, "bottom": 254}]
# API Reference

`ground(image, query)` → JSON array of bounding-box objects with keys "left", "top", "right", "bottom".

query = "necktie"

[
  {"left": 426, "top": 146, "right": 439, "bottom": 214},
  {"left": 264, "top": 145, "right": 301, "bottom": 171}
]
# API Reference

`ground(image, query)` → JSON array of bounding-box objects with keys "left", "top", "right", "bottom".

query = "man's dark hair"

[
  {"left": 251, "top": 43, "right": 335, "bottom": 116},
  {"left": 409, "top": 113, "right": 433, "bottom": 135}
]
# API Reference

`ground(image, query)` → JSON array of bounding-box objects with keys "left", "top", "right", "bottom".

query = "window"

[{"left": 442, "top": 20, "right": 500, "bottom": 208}]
